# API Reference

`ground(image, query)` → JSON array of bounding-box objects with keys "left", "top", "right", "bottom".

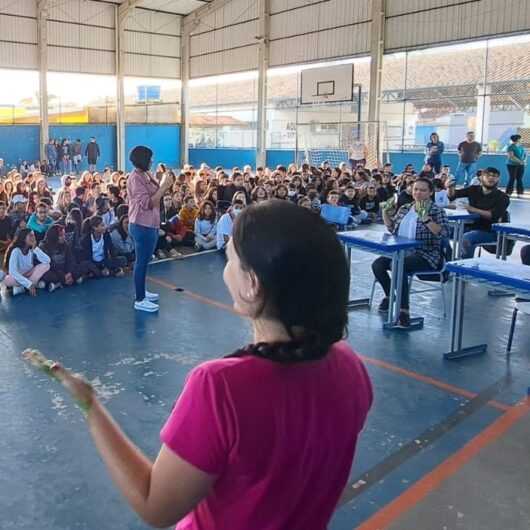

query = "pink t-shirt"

[
  {"left": 160, "top": 341, "right": 373, "bottom": 530},
  {"left": 126, "top": 168, "right": 161, "bottom": 228}
]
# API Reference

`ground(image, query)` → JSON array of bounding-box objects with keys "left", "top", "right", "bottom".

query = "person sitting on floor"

[
  {"left": 95, "top": 196, "right": 116, "bottom": 228},
  {"left": 447, "top": 167, "right": 509, "bottom": 259},
  {"left": 27, "top": 202, "right": 54, "bottom": 243},
  {"left": 157, "top": 215, "right": 193, "bottom": 259},
  {"left": 9, "top": 195, "right": 28, "bottom": 232},
  {"left": 110, "top": 214, "right": 135, "bottom": 267},
  {"left": 0, "top": 201, "right": 12, "bottom": 264},
  {"left": 80, "top": 216, "right": 126, "bottom": 278},
  {"left": 194, "top": 200, "right": 217, "bottom": 251},
  {"left": 178, "top": 195, "right": 199, "bottom": 234},
  {"left": 339, "top": 185, "right": 369, "bottom": 226},
  {"left": 372, "top": 177, "right": 449, "bottom": 328},
  {"left": 3, "top": 228, "right": 50, "bottom": 296},
  {"left": 40, "top": 223, "right": 84, "bottom": 292},
  {"left": 359, "top": 184, "right": 381, "bottom": 222},
  {"left": 217, "top": 199, "right": 244, "bottom": 251}
]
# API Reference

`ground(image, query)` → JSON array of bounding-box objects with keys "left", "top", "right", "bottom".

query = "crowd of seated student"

[{"left": 0, "top": 156, "right": 527, "bottom": 303}]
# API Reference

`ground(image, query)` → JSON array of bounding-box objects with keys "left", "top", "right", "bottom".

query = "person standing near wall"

[
  {"left": 456, "top": 131, "right": 482, "bottom": 186},
  {"left": 127, "top": 145, "right": 174, "bottom": 313},
  {"left": 85, "top": 137, "right": 100, "bottom": 173},
  {"left": 72, "top": 139, "right": 83, "bottom": 174},
  {"left": 425, "top": 132, "right": 444, "bottom": 173},
  {"left": 45, "top": 140, "right": 57, "bottom": 176},
  {"left": 505, "top": 134, "right": 526, "bottom": 197}
]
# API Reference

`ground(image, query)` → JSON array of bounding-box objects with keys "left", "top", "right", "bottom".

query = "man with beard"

[{"left": 447, "top": 167, "right": 509, "bottom": 259}]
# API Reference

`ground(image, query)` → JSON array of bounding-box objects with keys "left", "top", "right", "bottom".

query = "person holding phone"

[{"left": 127, "top": 146, "right": 173, "bottom": 312}]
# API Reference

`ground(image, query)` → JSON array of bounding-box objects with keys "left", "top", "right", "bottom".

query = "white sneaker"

[
  {"left": 12, "top": 286, "right": 25, "bottom": 296},
  {"left": 134, "top": 299, "right": 159, "bottom": 312},
  {"left": 145, "top": 290, "right": 159, "bottom": 302},
  {"left": 48, "top": 282, "right": 62, "bottom": 293},
  {"left": 37, "top": 281, "right": 46, "bottom": 289},
  {"left": 76, "top": 277, "right": 84, "bottom": 285}
]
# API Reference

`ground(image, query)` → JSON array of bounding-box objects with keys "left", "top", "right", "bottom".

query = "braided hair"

[{"left": 227, "top": 200, "right": 349, "bottom": 363}]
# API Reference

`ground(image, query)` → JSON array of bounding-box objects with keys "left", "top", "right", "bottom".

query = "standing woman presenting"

[{"left": 127, "top": 146, "right": 173, "bottom": 312}]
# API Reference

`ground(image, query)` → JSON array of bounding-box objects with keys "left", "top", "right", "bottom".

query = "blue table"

[
  {"left": 338, "top": 230, "right": 423, "bottom": 330},
  {"left": 445, "top": 257, "right": 530, "bottom": 360},
  {"left": 444, "top": 208, "right": 480, "bottom": 259},
  {"left": 493, "top": 223, "right": 530, "bottom": 259}
]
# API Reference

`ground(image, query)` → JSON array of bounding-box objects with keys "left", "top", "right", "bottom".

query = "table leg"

[
  {"left": 454, "top": 221, "right": 463, "bottom": 260},
  {"left": 384, "top": 250, "right": 423, "bottom": 330},
  {"left": 344, "top": 244, "right": 371, "bottom": 310},
  {"left": 444, "top": 276, "right": 487, "bottom": 360},
  {"left": 489, "top": 233, "right": 514, "bottom": 297}
]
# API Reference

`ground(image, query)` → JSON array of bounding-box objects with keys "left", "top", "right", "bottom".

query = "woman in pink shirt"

[
  {"left": 42, "top": 200, "right": 373, "bottom": 529},
  {"left": 127, "top": 146, "right": 173, "bottom": 312}
]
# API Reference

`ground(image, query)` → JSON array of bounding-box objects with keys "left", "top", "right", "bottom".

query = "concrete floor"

[{"left": 1, "top": 199, "right": 529, "bottom": 530}]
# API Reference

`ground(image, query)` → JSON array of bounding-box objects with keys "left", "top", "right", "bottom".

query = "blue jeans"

[
  {"left": 129, "top": 223, "right": 158, "bottom": 302},
  {"left": 461, "top": 230, "right": 497, "bottom": 259},
  {"left": 455, "top": 161, "right": 478, "bottom": 186}
]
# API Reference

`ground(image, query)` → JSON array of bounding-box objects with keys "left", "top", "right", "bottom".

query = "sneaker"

[
  {"left": 48, "top": 282, "right": 62, "bottom": 293},
  {"left": 145, "top": 290, "right": 159, "bottom": 302},
  {"left": 168, "top": 248, "right": 182, "bottom": 259},
  {"left": 134, "top": 299, "right": 159, "bottom": 313},
  {"left": 76, "top": 277, "right": 84, "bottom": 285},
  {"left": 114, "top": 268, "right": 125, "bottom": 278},
  {"left": 12, "top": 286, "right": 25, "bottom": 296},
  {"left": 37, "top": 281, "right": 46, "bottom": 289},
  {"left": 101, "top": 268, "right": 110, "bottom": 277},
  {"left": 378, "top": 297, "right": 389, "bottom": 313},
  {"left": 398, "top": 311, "right": 410, "bottom": 328},
  {"left": 156, "top": 250, "right": 167, "bottom": 260}
]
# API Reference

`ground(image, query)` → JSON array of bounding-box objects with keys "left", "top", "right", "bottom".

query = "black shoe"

[
  {"left": 378, "top": 297, "right": 389, "bottom": 313},
  {"left": 398, "top": 311, "right": 410, "bottom": 328}
]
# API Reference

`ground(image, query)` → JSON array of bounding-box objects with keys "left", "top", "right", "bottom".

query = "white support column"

[
  {"left": 256, "top": 0, "right": 270, "bottom": 169},
  {"left": 180, "top": 28, "right": 191, "bottom": 168},
  {"left": 115, "top": 4, "right": 128, "bottom": 171},
  {"left": 37, "top": 0, "right": 49, "bottom": 163},
  {"left": 368, "top": 0, "right": 385, "bottom": 124}
]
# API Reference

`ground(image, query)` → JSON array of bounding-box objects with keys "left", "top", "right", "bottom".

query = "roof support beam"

[
  {"left": 37, "top": 0, "right": 49, "bottom": 163},
  {"left": 256, "top": 0, "right": 270, "bottom": 168}
]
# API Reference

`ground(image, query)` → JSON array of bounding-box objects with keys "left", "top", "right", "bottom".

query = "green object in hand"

[
  {"left": 415, "top": 200, "right": 431, "bottom": 221},
  {"left": 382, "top": 195, "right": 396, "bottom": 213}
]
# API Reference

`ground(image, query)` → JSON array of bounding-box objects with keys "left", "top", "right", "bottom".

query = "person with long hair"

[
  {"left": 110, "top": 214, "right": 135, "bottom": 266},
  {"left": 29, "top": 200, "right": 372, "bottom": 529},
  {"left": 3, "top": 229, "right": 50, "bottom": 296},
  {"left": 194, "top": 200, "right": 217, "bottom": 251},
  {"left": 40, "top": 224, "right": 83, "bottom": 292},
  {"left": 425, "top": 132, "right": 444, "bottom": 174},
  {"left": 373, "top": 177, "right": 449, "bottom": 327},
  {"left": 127, "top": 145, "right": 173, "bottom": 312}
]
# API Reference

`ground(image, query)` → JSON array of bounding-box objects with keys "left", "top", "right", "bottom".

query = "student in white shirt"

[
  {"left": 433, "top": 179, "right": 449, "bottom": 208},
  {"left": 216, "top": 200, "right": 244, "bottom": 251},
  {"left": 3, "top": 228, "right": 50, "bottom": 296}
]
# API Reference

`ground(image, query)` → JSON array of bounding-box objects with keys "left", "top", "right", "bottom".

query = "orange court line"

[
  {"left": 146, "top": 276, "right": 240, "bottom": 315},
  {"left": 355, "top": 397, "right": 530, "bottom": 530},
  {"left": 146, "top": 276, "right": 511, "bottom": 412},
  {"left": 356, "top": 355, "right": 510, "bottom": 412}
]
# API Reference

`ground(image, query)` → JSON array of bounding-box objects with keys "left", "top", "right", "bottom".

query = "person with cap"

[
  {"left": 127, "top": 145, "right": 173, "bottom": 312},
  {"left": 9, "top": 195, "right": 28, "bottom": 231},
  {"left": 85, "top": 137, "right": 100, "bottom": 173}
]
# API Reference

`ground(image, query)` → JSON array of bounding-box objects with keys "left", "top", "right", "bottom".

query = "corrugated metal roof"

[{"left": 107, "top": 0, "right": 213, "bottom": 16}]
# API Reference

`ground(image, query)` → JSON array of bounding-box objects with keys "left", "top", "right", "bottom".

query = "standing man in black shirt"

[
  {"left": 456, "top": 131, "right": 482, "bottom": 186},
  {"left": 448, "top": 167, "right": 509, "bottom": 259}
]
